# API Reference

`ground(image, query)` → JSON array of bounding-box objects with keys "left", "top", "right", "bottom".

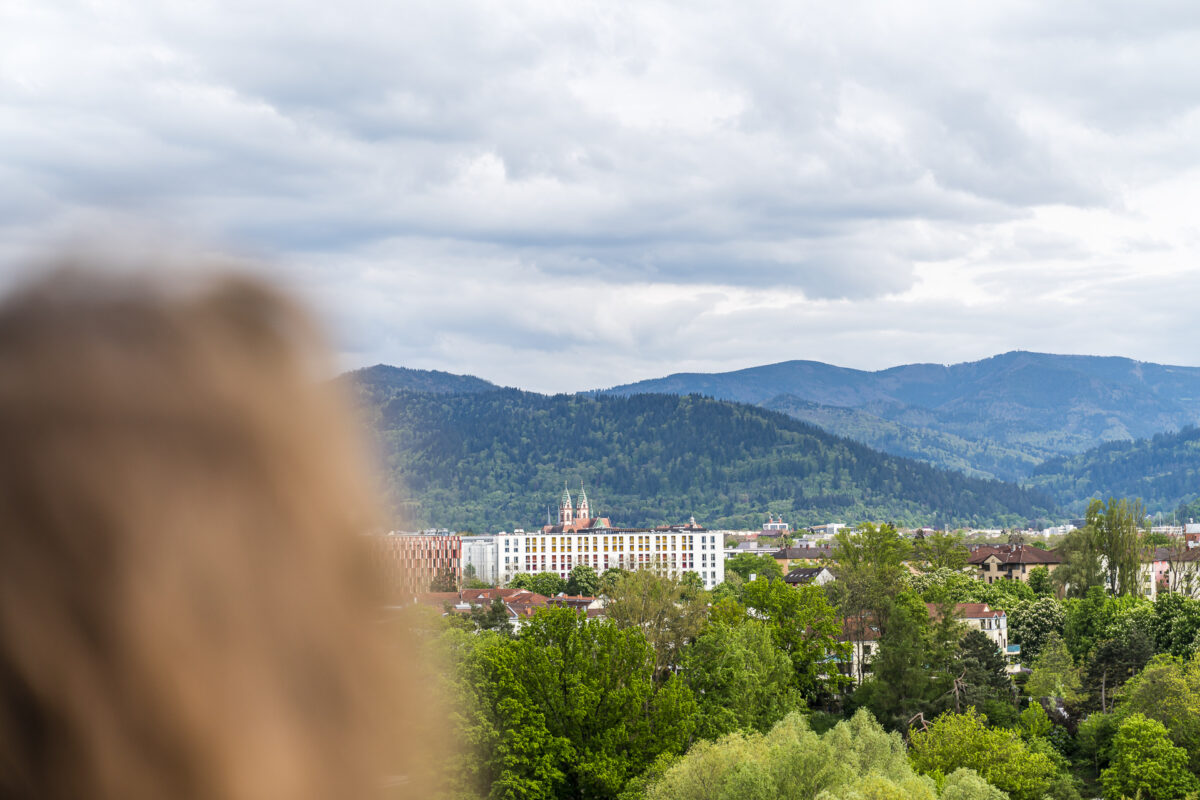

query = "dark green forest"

[
  {"left": 609, "top": 352, "right": 1200, "bottom": 483},
  {"left": 357, "top": 380, "right": 1055, "bottom": 531},
  {"left": 1026, "top": 426, "right": 1200, "bottom": 514}
]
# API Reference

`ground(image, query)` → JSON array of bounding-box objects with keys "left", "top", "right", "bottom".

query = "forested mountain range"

[
  {"left": 1025, "top": 425, "right": 1200, "bottom": 514},
  {"left": 351, "top": 372, "right": 1055, "bottom": 531},
  {"left": 605, "top": 351, "right": 1200, "bottom": 483},
  {"left": 347, "top": 364, "right": 499, "bottom": 400}
]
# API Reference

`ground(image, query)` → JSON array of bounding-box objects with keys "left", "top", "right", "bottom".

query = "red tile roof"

[
  {"left": 968, "top": 544, "right": 1062, "bottom": 565},
  {"left": 926, "top": 602, "right": 1005, "bottom": 621}
]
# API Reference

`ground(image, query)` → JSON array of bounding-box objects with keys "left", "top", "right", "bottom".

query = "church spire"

[
  {"left": 577, "top": 481, "right": 590, "bottom": 519},
  {"left": 559, "top": 483, "right": 574, "bottom": 525}
]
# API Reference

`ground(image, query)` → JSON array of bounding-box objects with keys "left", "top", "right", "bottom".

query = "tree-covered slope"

[
  {"left": 1025, "top": 425, "right": 1200, "bottom": 514},
  {"left": 343, "top": 364, "right": 498, "bottom": 402},
  {"left": 607, "top": 351, "right": 1200, "bottom": 481},
  {"left": 364, "top": 385, "right": 1055, "bottom": 532},
  {"left": 761, "top": 394, "right": 1042, "bottom": 481}
]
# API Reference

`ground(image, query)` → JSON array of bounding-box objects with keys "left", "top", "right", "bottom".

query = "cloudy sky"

[{"left": 5, "top": 1, "right": 1200, "bottom": 392}]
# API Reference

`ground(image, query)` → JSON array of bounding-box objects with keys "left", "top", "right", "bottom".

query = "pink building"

[{"left": 372, "top": 532, "right": 462, "bottom": 599}]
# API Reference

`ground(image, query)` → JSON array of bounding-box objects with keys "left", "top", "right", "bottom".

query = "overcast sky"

[{"left": 6, "top": 1, "right": 1200, "bottom": 392}]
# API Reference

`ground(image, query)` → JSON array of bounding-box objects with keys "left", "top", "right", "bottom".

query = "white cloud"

[{"left": 4, "top": 0, "right": 1200, "bottom": 391}]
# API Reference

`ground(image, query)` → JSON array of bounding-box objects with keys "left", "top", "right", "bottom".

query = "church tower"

[
  {"left": 559, "top": 484, "right": 574, "bottom": 525},
  {"left": 576, "top": 482, "right": 590, "bottom": 521}
]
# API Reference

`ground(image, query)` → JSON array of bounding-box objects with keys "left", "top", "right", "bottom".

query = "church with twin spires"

[{"left": 543, "top": 483, "right": 612, "bottom": 533}]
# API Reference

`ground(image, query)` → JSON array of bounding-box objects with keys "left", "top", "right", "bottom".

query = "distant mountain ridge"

[
  {"left": 605, "top": 351, "right": 1200, "bottom": 482},
  {"left": 342, "top": 364, "right": 499, "bottom": 401},
  {"left": 351, "top": 374, "right": 1055, "bottom": 531},
  {"left": 1026, "top": 425, "right": 1200, "bottom": 514}
]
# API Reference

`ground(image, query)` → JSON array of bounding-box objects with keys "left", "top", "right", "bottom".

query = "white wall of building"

[
  {"left": 497, "top": 530, "right": 726, "bottom": 589},
  {"left": 462, "top": 536, "right": 499, "bottom": 585}
]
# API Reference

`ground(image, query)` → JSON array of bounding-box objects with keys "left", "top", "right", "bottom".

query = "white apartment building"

[{"left": 497, "top": 528, "right": 726, "bottom": 589}]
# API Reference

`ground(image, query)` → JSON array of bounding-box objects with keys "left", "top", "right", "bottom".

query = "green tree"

[
  {"left": 1101, "top": 713, "right": 1199, "bottom": 800},
  {"left": 1151, "top": 592, "right": 1200, "bottom": 657},
  {"left": 957, "top": 629, "right": 1017, "bottom": 724},
  {"left": 1090, "top": 497, "right": 1146, "bottom": 596},
  {"left": 508, "top": 571, "right": 534, "bottom": 590},
  {"left": 566, "top": 564, "right": 600, "bottom": 597},
  {"left": 908, "top": 708, "right": 1068, "bottom": 800},
  {"left": 469, "top": 597, "right": 514, "bottom": 635},
  {"left": 1028, "top": 565, "right": 1053, "bottom": 597},
  {"left": 1020, "top": 701, "right": 1053, "bottom": 738},
  {"left": 598, "top": 567, "right": 628, "bottom": 598},
  {"left": 1053, "top": 498, "right": 1145, "bottom": 598},
  {"left": 527, "top": 572, "right": 567, "bottom": 597},
  {"left": 968, "top": 576, "right": 1035, "bottom": 611},
  {"left": 605, "top": 569, "right": 707, "bottom": 675},
  {"left": 724, "top": 552, "right": 783, "bottom": 582},
  {"left": 1085, "top": 613, "right": 1154, "bottom": 712},
  {"left": 646, "top": 710, "right": 1000, "bottom": 800},
  {"left": 682, "top": 620, "right": 803, "bottom": 739},
  {"left": 1026, "top": 632, "right": 1084, "bottom": 705},
  {"left": 1008, "top": 596, "right": 1064, "bottom": 662},
  {"left": 1063, "top": 586, "right": 1113, "bottom": 662},
  {"left": 1114, "top": 654, "right": 1200, "bottom": 771},
  {"left": 739, "top": 577, "right": 850, "bottom": 699},
  {"left": 915, "top": 530, "right": 969, "bottom": 572},
  {"left": 853, "top": 591, "right": 953, "bottom": 729},
  {"left": 1076, "top": 712, "right": 1119, "bottom": 776},
  {"left": 906, "top": 568, "right": 977, "bottom": 604},
  {"left": 831, "top": 522, "right": 911, "bottom": 639},
  {"left": 461, "top": 608, "right": 699, "bottom": 800},
  {"left": 430, "top": 566, "right": 458, "bottom": 592},
  {"left": 678, "top": 570, "right": 705, "bottom": 599},
  {"left": 1053, "top": 525, "right": 1104, "bottom": 598}
]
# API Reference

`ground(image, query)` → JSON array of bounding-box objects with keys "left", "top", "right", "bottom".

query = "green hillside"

[
  {"left": 1025, "top": 425, "right": 1200, "bottom": 513},
  {"left": 343, "top": 364, "right": 498, "bottom": 403},
  {"left": 762, "top": 394, "right": 1042, "bottom": 480},
  {"left": 361, "top": 382, "right": 1055, "bottom": 532},
  {"left": 607, "top": 351, "right": 1200, "bottom": 480}
]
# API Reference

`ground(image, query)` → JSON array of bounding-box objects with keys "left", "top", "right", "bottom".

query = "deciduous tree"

[
  {"left": 682, "top": 620, "right": 803, "bottom": 739},
  {"left": 605, "top": 569, "right": 707, "bottom": 675},
  {"left": 915, "top": 530, "right": 969, "bottom": 572},
  {"left": 908, "top": 708, "right": 1068, "bottom": 800},
  {"left": 1101, "top": 713, "right": 1199, "bottom": 800},
  {"left": 724, "top": 552, "right": 783, "bottom": 582},
  {"left": 1008, "top": 596, "right": 1065, "bottom": 662},
  {"left": 566, "top": 564, "right": 600, "bottom": 597},
  {"left": 739, "top": 577, "right": 849, "bottom": 699},
  {"left": 647, "top": 710, "right": 1001, "bottom": 800},
  {"left": 831, "top": 522, "right": 911, "bottom": 638},
  {"left": 1026, "top": 632, "right": 1084, "bottom": 705}
]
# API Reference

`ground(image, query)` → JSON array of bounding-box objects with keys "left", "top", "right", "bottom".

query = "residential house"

[
  {"left": 927, "top": 602, "right": 1008, "bottom": 650},
  {"left": 784, "top": 566, "right": 836, "bottom": 587},
  {"left": 840, "top": 602, "right": 1009, "bottom": 684},
  {"left": 968, "top": 544, "right": 1061, "bottom": 584},
  {"left": 416, "top": 587, "right": 554, "bottom": 631},
  {"left": 771, "top": 545, "right": 834, "bottom": 572}
]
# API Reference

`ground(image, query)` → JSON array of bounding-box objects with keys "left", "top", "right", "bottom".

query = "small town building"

[
  {"left": 967, "top": 544, "right": 1061, "bottom": 584},
  {"left": 783, "top": 566, "right": 835, "bottom": 587},
  {"left": 372, "top": 531, "right": 462, "bottom": 598},
  {"left": 498, "top": 486, "right": 724, "bottom": 589}
]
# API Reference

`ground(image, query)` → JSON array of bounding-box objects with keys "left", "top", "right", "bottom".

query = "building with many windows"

[
  {"left": 461, "top": 535, "right": 499, "bottom": 585},
  {"left": 497, "top": 486, "right": 725, "bottom": 589},
  {"left": 371, "top": 531, "right": 462, "bottom": 599}
]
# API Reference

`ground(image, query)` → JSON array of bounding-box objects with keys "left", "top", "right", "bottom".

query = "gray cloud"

[{"left": 5, "top": 1, "right": 1200, "bottom": 390}]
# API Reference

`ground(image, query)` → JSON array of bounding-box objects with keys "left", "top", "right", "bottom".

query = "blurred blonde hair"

[{"left": 0, "top": 267, "right": 425, "bottom": 799}]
